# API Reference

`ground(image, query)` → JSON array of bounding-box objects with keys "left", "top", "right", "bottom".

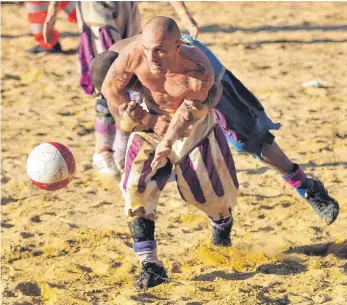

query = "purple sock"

[
  {"left": 95, "top": 120, "right": 116, "bottom": 151},
  {"left": 283, "top": 163, "right": 314, "bottom": 196},
  {"left": 133, "top": 240, "right": 162, "bottom": 266},
  {"left": 210, "top": 216, "right": 232, "bottom": 229},
  {"left": 283, "top": 164, "right": 307, "bottom": 188}
]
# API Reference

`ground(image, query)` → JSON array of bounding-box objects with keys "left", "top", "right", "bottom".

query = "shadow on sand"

[
  {"left": 1, "top": 32, "right": 79, "bottom": 39},
  {"left": 194, "top": 257, "right": 307, "bottom": 282},
  {"left": 285, "top": 240, "right": 347, "bottom": 259},
  {"left": 200, "top": 23, "right": 347, "bottom": 34}
]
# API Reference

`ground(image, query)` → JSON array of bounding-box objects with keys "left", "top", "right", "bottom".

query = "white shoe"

[{"left": 93, "top": 151, "right": 119, "bottom": 176}]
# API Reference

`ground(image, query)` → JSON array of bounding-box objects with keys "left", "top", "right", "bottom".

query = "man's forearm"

[
  {"left": 162, "top": 101, "right": 196, "bottom": 144},
  {"left": 170, "top": 2, "right": 196, "bottom": 27},
  {"left": 170, "top": 1, "right": 199, "bottom": 39},
  {"left": 170, "top": 2, "right": 191, "bottom": 20},
  {"left": 110, "top": 93, "right": 130, "bottom": 119},
  {"left": 102, "top": 85, "right": 131, "bottom": 120},
  {"left": 162, "top": 116, "right": 190, "bottom": 145}
]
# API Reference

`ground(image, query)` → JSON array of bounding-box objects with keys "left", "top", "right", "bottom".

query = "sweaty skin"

[
  {"left": 102, "top": 17, "right": 215, "bottom": 169},
  {"left": 108, "top": 34, "right": 222, "bottom": 138},
  {"left": 103, "top": 36, "right": 214, "bottom": 114}
]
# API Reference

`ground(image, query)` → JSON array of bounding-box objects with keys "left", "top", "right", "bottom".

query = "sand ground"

[{"left": 1, "top": 2, "right": 347, "bottom": 305}]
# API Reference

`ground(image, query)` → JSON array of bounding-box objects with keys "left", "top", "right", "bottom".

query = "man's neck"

[{"left": 165, "top": 52, "right": 183, "bottom": 76}]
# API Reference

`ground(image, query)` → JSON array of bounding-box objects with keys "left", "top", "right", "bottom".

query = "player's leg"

[
  {"left": 60, "top": 1, "right": 77, "bottom": 23},
  {"left": 128, "top": 210, "right": 168, "bottom": 290},
  {"left": 112, "top": 129, "right": 129, "bottom": 173},
  {"left": 25, "top": 1, "right": 76, "bottom": 54},
  {"left": 25, "top": 1, "right": 61, "bottom": 53},
  {"left": 222, "top": 118, "right": 339, "bottom": 225},
  {"left": 261, "top": 141, "right": 339, "bottom": 225},
  {"left": 84, "top": 2, "right": 142, "bottom": 172},
  {"left": 84, "top": 26, "right": 123, "bottom": 175},
  {"left": 216, "top": 70, "right": 340, "bottom": 225},
  {"left": 121, "top": 132, "right": 172, "bottom": 289},
  {"left": 260, "top": 141, "right": 293, "bottom": 175},
  {"left": 92, "top": 93, "right": 119, "bottom": 175},
  {"left": 222, "top": 113, "right": 340, "bottom": 225},
  {"left": 108, "top": 2, "right": 142, "bottom": 172},
  {"left": 176, "top": 125, "right": 239, "bottom": 246}
]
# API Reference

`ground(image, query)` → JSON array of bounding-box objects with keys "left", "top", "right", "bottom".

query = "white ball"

[{"left": 27, "top": 142, "right": 76, "bottom": 191}]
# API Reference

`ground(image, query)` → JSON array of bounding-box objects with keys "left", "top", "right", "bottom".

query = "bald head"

[
  {"left": 143, "top": 16, "right": 181, "bottom": 42},
  {"left": 141, "top": 16, "right": 182, "bottom": 74}
]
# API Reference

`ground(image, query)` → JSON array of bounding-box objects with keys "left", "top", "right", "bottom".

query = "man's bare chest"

[{"left": 138, "top": 72, "right": 191, "bottom": 99}]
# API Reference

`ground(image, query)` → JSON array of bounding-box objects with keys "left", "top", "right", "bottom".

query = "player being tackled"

[
  {"left": 92, "top": 34, "right": 339, "bottom": 227},
  {"left": 102, "top": 17, "right": 238, "bottom": 290}
]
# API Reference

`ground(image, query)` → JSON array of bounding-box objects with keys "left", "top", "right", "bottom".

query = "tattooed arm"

[
  {"left": 101, "top": 47, "right": 148, "bottom": 133},
  {"left": 101, "top": 49, "right": 134, "bottom": 120}
]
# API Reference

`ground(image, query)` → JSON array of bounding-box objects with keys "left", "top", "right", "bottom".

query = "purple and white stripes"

[
  {"left": 199, "top": 137, "right": 224, "bottom": 197},
  {"left": 179, "top": 156, "right": 206, "bottom": 204},
  {"left": 123, "top": 134, "right": 173, "bottom": 194},
  {"left": 123, "top": 135, "right": 144, "bottom": 190},
  {"left": 78, "top": 24, "right": 114, "bottom": 94},
  {"left": 121, "top": 126, "right": 239, "bottom": 222},
  {"left": 178, "top": 125, "right": 239, "bottom": 205},
  {"left": 214, "top": 125, "right": 239, "bottom": 189}
]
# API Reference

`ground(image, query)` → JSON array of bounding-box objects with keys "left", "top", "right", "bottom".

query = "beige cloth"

[
  {"left": 170, "top": 111, "right": 216, "bottom": 164},
  {"left": 120, "top": 111, "right": 239, "bottom": 221},
  {"left": 140, "top": 99, "right": 217, "bottom": 164},
  {"left": 76, "top": 1, "right": 141, "bottom": 54}
]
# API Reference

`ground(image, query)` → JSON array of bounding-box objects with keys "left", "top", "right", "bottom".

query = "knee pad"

[{"left": 128, "top": 217, "right": 155, "bottom": 242}]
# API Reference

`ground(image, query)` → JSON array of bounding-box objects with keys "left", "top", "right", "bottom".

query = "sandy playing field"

[{"left": 1, "top": 2, "right": 347, "bottom": 304}]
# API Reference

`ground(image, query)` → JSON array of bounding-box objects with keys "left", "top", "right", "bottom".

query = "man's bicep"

[
  {"left": 104, "top": 56, "right": 134, "bottom": 90},
  {"left": 191, "top": 64, "right": 215, "bottom": 102},
  {"left": 101, "top": 53, "right": 135, "bottom": 120}
]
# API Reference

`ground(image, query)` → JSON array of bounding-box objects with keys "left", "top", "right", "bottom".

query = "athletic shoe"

[
  {"left": 93, "top": 150, "right": 119, "bottom": 176},
  {"left": 211, "top": 217, "right": 233, "bottom": 246},
  {"left": 135, "top": 261, "right": 168, "bottom": 290},
  {"left": 304, "top": 179, "right": 339, "bottom": 225},
  {"left": 25, "top": 42, "right": 63, "bottom": 54}
]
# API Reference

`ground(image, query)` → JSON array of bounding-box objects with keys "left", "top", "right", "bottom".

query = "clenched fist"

[
  {"left": 151, "top": 139, "right": 173, "bottom": 171},
  {"left": 126, "top": 101, "right": 145, "bottom": 123},
  {"left": 152, "top": 115, "right": 171, "bottom": 137}
]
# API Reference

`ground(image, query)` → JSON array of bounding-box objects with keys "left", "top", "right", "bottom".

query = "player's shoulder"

[
  {"left": 181, "top": 45, "right": 214, "bottom": 92},
  {"left": 110, "top": 34, "right": 140, "bottom": 53},
  {"left": 182, "top": 45, "right": 211, "bottom": 68},
  {"left": 118, "top": 37, "right": 144, "bottom": 71}
]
